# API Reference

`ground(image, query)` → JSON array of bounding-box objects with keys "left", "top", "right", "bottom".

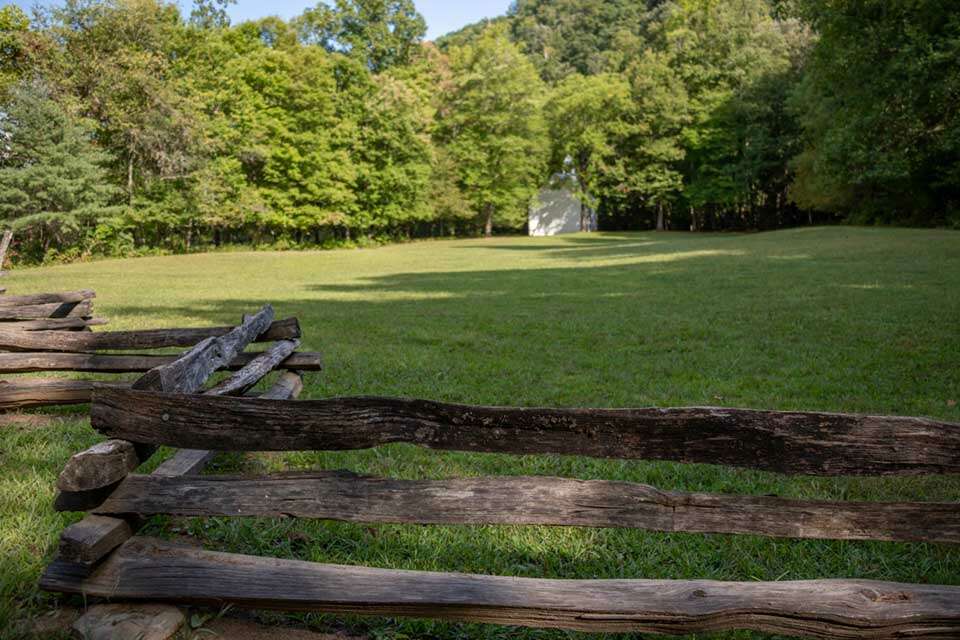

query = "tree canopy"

[{"left": 0, "top": 0, "right": 954, "bottom": 262}]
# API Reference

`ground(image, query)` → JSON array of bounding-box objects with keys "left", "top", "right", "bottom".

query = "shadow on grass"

[{"left": 71, "top": 248, "right": 960, "bottom": 581}]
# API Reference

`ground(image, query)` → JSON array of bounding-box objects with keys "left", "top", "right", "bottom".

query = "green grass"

[{"left": 2, "top": 227, "right": 959, "bottom": 640}]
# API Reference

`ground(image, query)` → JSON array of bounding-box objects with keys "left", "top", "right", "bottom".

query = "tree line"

[{"left": 0, "top": 0, "right": 956, "bottom": 263}]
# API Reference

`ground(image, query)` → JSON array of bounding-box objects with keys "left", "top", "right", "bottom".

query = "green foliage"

[
  {"left": 0, "top": 4, "right": 31, "bottom": 97},
  {"left": 297, "top": 0, "right": 427, "bottom": 72},
  {"left": 654, "top": 0, "right": 804, "bottom": 230},
  {"left": 190, "top": 0, "right": 235, "bottom": 29},
  {"left": 786, "top": 0, "right": 960, "bottom": 225},
  {"left": 437, "top": 24, "right": 548, "bottom": 235},
  {"left": 0, "top": 81, "right": 122, "bottom": 261},
  {"left": 0, "top": 0, "right": 953, "bottom": 263},
  {"left": 40, "top": 0, "right": 198, "bottom": 207},
  {"left": 509, "top": 0, "right": 655, "bottom": 83},
  {"left": 544, "top": 73, "right": 630, "bottom": 219},
  {"left": 617, "top": 50, "right": 690, "bottom": 229},
  {"left": 4, "top": 229, "right": 960, "bottom": 637}
]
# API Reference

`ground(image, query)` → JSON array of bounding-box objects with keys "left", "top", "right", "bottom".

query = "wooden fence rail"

[
  {"left": 4, "top": 317, "right": 108, "bottom": 331},
  {"left": 40, "top": 305, "right": 960, "bottom": 639},
  {"left": 50, "top": 305, "right": 306, "bottom": 573},
  {"left": 0, "top": 289, "right": 95, "bottom": 307},
  {"left": 41, "top": 537, "right": 960, "bottom": 639},
  {"left": 0, "top": 350, "right": 322, "bottom": 374},
  {"left": 87, "top": 470, "right": 960, "bottom": 544},
  {"left": 0, "top": 317, "right": 300, "bottom": 352},
  {"left": 0, "top": 290, "right": 320, "bottom": 410},
  {"left": 0, "top": 378, "right": 121, "bottom": 410},
  {"left": 89, "top": 390, "right": 960, "bottom": 476}
]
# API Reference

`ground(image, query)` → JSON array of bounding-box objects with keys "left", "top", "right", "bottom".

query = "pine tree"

[{"left": 0, "top": 81, "right": 122, "bottom": 261}]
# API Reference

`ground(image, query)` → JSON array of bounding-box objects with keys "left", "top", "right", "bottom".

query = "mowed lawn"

[{"left": 3, "top": 227, "right": 960, "bottom": 640}]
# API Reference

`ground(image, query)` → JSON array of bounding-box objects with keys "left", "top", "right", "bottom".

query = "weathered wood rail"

[
  {"left": 88, "top": 391, "right": 960, "bottom": 476},
  {"left": 42, "top": 536, "right": 960, "bottom": 639},
  {"left": 40, "top": 307, "right": 960, "bottom": 639},
  {"left": 0, "top": 289, "right": 319, "bottom": 410}
]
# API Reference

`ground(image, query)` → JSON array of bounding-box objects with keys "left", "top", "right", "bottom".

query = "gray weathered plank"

[
  {"left": 54, "top": 373, "right": 305, "bottom": 566},
  {"left": 1, "top": 317, "right": 108, "bottom": 331},
  {"left": 0, "top": 317, "right": 300, "bottom": 353},
  {"left": 0, "top": 378, "right": 126, "bottom": 411},
  {"left": 152, "top": 450, "right": 215, "bottom": 477},
  {"left": 260, "top": 371, "right": 304, "bottom": 400},
  {"left": 54, "top": 307, "right": 279, "bottom": 497},
  {"left": 154, "top": 373, "right": 305, "bottom": 479},
  {"left": 57, "top": 515, "right": 132, "bottom": 568},
  {"left": 90, "top": 392, "right": 960, "bottom": 477},
  {"left": 205, "top": 339, "right": 300, "bottom": 396},
  {"left": 89, "top": 472, "right": 960, "bottom": 544},
  {"left": 39, "top": 537, "right": 960, "bottom": 638},
  {"left": 0, "top": 230, "right": 12, "bottom": 273},
  {"left": 0, "top": 350, "right": 321, "bottom": 374},
  {"left": 0, "top": 290, "right": 95, "bottom": 308},
  {"left": 132, "top": 305, "right": 275, "bottom": 393},
  {"left": 0, "top": 299, "right": 92, "bottom": 320},
  {"left": 57, "top": 440, "right": 139, "bottom": 493}
]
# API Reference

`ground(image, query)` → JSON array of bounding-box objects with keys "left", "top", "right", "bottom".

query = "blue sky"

[{"left": 6, "top": 0, "right": 511, "bottom": 39}]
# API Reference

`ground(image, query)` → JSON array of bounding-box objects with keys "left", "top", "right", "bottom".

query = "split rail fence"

[
  {"left": 41, "top": 308, "right": 960, "bottom": 638},
  {"left": 0, "top": 290, "right": 321, "bottom": 410}
]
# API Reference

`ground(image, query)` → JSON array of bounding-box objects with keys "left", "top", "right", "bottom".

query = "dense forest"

[{"left": 0, "top": 0, "right": 957, "bottom": 262}]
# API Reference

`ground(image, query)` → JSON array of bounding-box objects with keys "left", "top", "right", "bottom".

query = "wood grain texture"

[
  {"left": 0, "top": 299, "right": 92, "bottom": 320},
  {"left": 57, "top": 515, "right": 132, "bottom": 568},
  {"left": 131, "top": 305, "right": 275, "bottom": 393},
  {"left": 91, "top": 471, "right": 960, "bottom": 544},
  {"left": 54, "top": 371, "right": 306, "bottom": 571},
  {"left": 40, "top": 537, "right": 960, "bottom": 638},
  {"left": 0, "top": 317, "right": 300, "bottom": 353},
  {"left": 57, "top": 440, "right": 139, "bottom": 492},
  {"left": 152, "top": 450, "right": 215, "bottom": 477},
  {"left": 259, "top": 371, "right": 303, "bottom": 401},
  {"left": 206, "top": 339, "right": 300, "bottom": 396},
  {"left": 0, "top": 317, "right": 108, "bottom": 331},
  {"left": 53, "top": 375, "right": 313, "bottom": 503},
  {"left": 0, "top": 230, "right": 11, "bottom": 272},
  {"left": 0, "top": 378, "right": 127, "bottom": 410},
  {"left": 0, "top": 290, "right": 95, "bottom": 308},
  {"left": 53, "top": 307, "right": 279, "bottom": 499},
  {"left": 0, "top": 350, "right": 321, "bottom": 374},
  {"left": 90, "top": 392, "right": 960, "bottom": 477}
]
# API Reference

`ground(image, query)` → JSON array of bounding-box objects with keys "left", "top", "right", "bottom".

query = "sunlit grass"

[{"left": 2, "top": 227, "right": 959, "bottom": 639}]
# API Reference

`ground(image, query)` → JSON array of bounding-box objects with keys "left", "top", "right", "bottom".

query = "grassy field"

[{"left": 2, "top": 227, "right": 959, "bottom": 640}]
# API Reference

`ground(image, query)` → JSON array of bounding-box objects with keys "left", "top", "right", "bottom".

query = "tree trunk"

[
  {"left": 656, "top": 202, "right": 665, "bottom": 232},
  {"left": 126, "top": 148, "right": 135, "bottom": 207},
  {"left": 580, "top": 201, "right": 587, "bottom": 232},
  {"left": 690, "top": 206, "right": 698, "bottom": 232},
  {"left": 483, "top": 205, "right": 494, "bottom": 238}
]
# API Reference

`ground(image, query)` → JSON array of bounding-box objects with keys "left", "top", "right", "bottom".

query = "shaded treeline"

[{"left": 0, "top": 0, "right": 956, "bottom": 262}]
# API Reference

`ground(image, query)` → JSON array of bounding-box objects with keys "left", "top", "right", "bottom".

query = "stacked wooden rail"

[
  {"left": 0, "top": 291, "right": 321, "bottom": 410},
  {"left": 46, "top": 306, "right": 310, "bottom": 571},
  {"left": 41, "top": 320, "right": 960, "bottom": 639}
]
